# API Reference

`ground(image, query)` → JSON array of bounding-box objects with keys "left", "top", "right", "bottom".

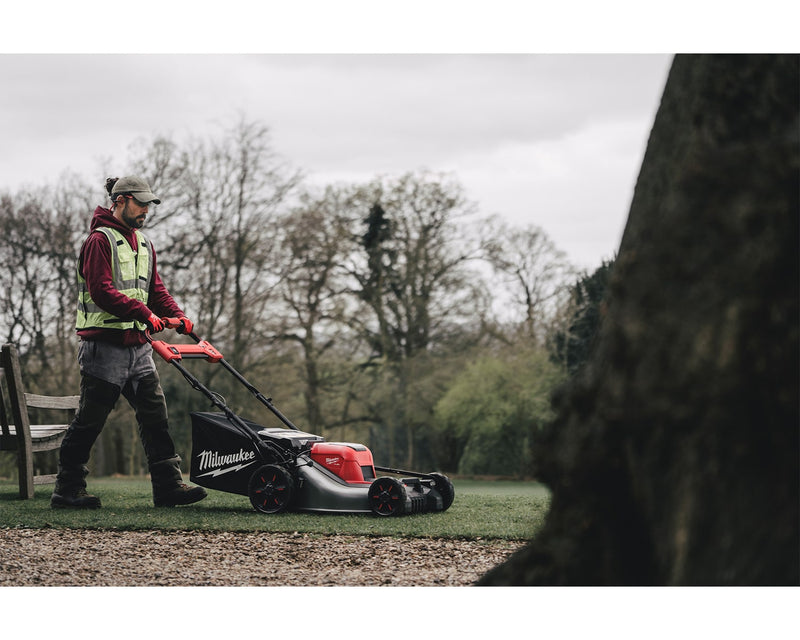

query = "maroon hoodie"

[{"left": 76, "top": 206, "right": 184, "bottom": 346}]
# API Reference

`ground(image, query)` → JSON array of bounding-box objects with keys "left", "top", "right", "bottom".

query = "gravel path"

[{"left": 0, "top": 527, "right": 523, "bottom": 586}]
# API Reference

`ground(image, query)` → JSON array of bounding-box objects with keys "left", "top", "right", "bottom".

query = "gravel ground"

[{"left": 0, "top": 527, "right": 524, "bottom": 586}]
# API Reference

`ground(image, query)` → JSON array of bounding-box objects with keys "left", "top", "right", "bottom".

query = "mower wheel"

[
  {"left": 429, "top": 472, "right": 455, "bottom": 511},
  {"left": 248, "top": 464, "right": 294, "bottom": 514},
  {"left": 368, "top": 477, "right": 408, "bottom": 517}
]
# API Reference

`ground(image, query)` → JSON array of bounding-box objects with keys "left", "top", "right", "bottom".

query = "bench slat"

[
  {"left": 33, "top": 473, "right": 58, "bottom": 485},
  {"left": 25, "top": 393, "right": 80, "bottom": 410},
  {"left": 5, "top": 423, "right": 70, "bottom": 436}
]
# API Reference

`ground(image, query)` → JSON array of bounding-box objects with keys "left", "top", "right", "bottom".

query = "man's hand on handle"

[
  {"left": 147, "top": 315, "right": 195, "bottom": 336},
  {"left": 146, "top": 313, "right": 165, "bottom": 333},
  {"left": 176, "top": 316, "right": 193, "bottom": 335}
]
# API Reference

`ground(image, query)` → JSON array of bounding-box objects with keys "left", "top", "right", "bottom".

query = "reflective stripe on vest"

[{"left": 75, "top": 227, "right": 153, "bottom": 331}]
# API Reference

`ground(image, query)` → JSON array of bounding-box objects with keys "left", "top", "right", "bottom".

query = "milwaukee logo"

[{"left": 196, "top": 448, "right": 257, "bottom": 478}]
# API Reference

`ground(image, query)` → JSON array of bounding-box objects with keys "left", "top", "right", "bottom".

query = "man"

[{"left": 51, "top": 175, "right": 207, "bottom": 509}]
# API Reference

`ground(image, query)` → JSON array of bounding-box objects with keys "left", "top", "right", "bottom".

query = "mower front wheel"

[
  {"left": 429, "top": 472, "right": 455, "bottom": 511},
  {"left": 368, "top": 477, "right": 408, "bottom": 517},
  {"left": 248, "top": 464, "right": 294, "bottom": 514}
]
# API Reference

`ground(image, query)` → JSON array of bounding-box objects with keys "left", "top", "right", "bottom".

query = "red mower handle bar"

[{"left": 146, "top": 318, "right": 224, "bottom": 363}]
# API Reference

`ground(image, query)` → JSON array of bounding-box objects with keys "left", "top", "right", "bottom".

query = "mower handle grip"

[
  {"left": 159, "top": 317, "right": 203, "bottom": 343},
  {"left": 143, "top": 317, "right": 189, "bottom": 336},
  {"left": 160, "top": 317, "right": 184, "bottom": 331}
]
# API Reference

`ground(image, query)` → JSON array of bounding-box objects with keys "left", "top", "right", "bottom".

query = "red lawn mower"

[{"left": 148, "top": 320, "right": 454, "bottom": 517}]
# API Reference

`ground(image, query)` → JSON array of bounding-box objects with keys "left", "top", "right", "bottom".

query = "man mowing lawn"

[{"left": 51, "top": 176, "right": 206, "bottom": 509}]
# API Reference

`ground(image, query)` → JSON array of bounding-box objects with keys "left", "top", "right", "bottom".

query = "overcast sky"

[{"left": 0, "top": 53, "right": 672, "bottom": 271}]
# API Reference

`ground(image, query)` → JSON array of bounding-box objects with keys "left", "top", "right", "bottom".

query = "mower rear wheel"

[
  {"left": 248, "top": 464, "right": 294, "bottom": 514},
  {"left": 368, "top": 477, "right": 408, "bottom": 517},
  {"left": 429, "top": 472, "right": 455, "bottom": 511}
]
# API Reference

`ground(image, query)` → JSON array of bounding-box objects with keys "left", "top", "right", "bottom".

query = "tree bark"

[{"left": 478, "top": 54, "right": 799, "bottom": 585}]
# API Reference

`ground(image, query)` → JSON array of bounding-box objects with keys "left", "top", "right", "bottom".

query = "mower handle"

[
  {"left": 143, "top": 316, "right": 188, "bottom": 336},
  {"left": 161, "top": 316, "right": 188, "bottom": 332},
  {"left": 149, "top": 319, "right": 301, "bottom": 432},
  {"left": 161, "top": 317, "right": 206, "bottom": 346},
  {"left": 146, "top": 318, "right": 224, "bottom": 363}
]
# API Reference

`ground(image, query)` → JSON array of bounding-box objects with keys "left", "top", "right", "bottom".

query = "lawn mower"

[{"left": 147, "top": 320, "right": 454, "bottom": 517}]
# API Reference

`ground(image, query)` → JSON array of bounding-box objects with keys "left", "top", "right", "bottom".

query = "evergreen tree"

[{"left": 550, "top": 258, "right": 614, "bottom": 375}]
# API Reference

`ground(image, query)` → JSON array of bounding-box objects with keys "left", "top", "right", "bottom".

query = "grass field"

[{"left": 0, "top": 477, "right": 550, "bottom": 541}]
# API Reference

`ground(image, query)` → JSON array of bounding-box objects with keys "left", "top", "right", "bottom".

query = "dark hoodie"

[{"left": 77, "top": 206, "right": 184, "bottom": 346}]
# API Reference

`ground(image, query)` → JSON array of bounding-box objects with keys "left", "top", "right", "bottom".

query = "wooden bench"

[{"left": 0, "top": 343, "right": 79, "bottom": 499}]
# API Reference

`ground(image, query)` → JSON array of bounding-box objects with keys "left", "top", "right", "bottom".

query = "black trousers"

[{"left": 58, "top": 370, "right": 176, "bottom": 471}]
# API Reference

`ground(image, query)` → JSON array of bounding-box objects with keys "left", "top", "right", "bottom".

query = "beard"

[{"left": 121, "top": 202, "right": 146, "bottom": 229}]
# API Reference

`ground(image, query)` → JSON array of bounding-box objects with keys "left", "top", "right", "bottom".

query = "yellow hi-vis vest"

[{"left": 75, "top": 227, "right": 153, "bottom": 331}]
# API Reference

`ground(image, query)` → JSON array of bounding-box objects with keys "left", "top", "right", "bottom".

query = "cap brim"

[{"left": 131, "top": 191, "right": 161, "bottom": 205}]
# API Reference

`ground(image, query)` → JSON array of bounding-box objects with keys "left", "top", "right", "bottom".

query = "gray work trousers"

[{"left": 58, "top": 341, "right": 176, "bottom": 475}]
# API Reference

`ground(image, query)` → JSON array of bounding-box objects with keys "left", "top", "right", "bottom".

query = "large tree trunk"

[{"left": 479, "top": 54, "right": 799, "bottom": 585}]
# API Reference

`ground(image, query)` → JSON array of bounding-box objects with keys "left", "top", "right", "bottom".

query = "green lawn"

[{"left": 0, "top": 477, "right": 550, "bottom": 541}]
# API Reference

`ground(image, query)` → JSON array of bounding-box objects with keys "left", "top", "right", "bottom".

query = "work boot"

[
  {"left": 51, "top": 465, "right": 101, "bottom": 509},
  {"left": 149, "top": 455, "right": 207, "bottom": 507}
]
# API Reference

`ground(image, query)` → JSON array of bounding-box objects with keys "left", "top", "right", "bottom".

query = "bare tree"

[
  {"left": 345, "top": 171, "right": 489, "bottom": 467},
  {"left": 349, "top": 172, "right": 486, "bottom": 358},
  {"left": 271, "top": 186, "right": 356, "bottom": 433},
  {"left": 0, "top": 175, "right": 91, "bottom": 380},
  {"left": 484, "top": 217, "right": 576, "bottom": 344}
]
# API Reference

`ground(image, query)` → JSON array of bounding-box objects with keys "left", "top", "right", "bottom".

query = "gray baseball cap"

[{"left": 111, "top": 176, "right": 161, "bottom": 205}]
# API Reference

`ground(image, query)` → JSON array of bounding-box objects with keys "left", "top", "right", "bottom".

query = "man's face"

[{"left": 120, "top": 196, "right": 150, "bottom": 229}]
